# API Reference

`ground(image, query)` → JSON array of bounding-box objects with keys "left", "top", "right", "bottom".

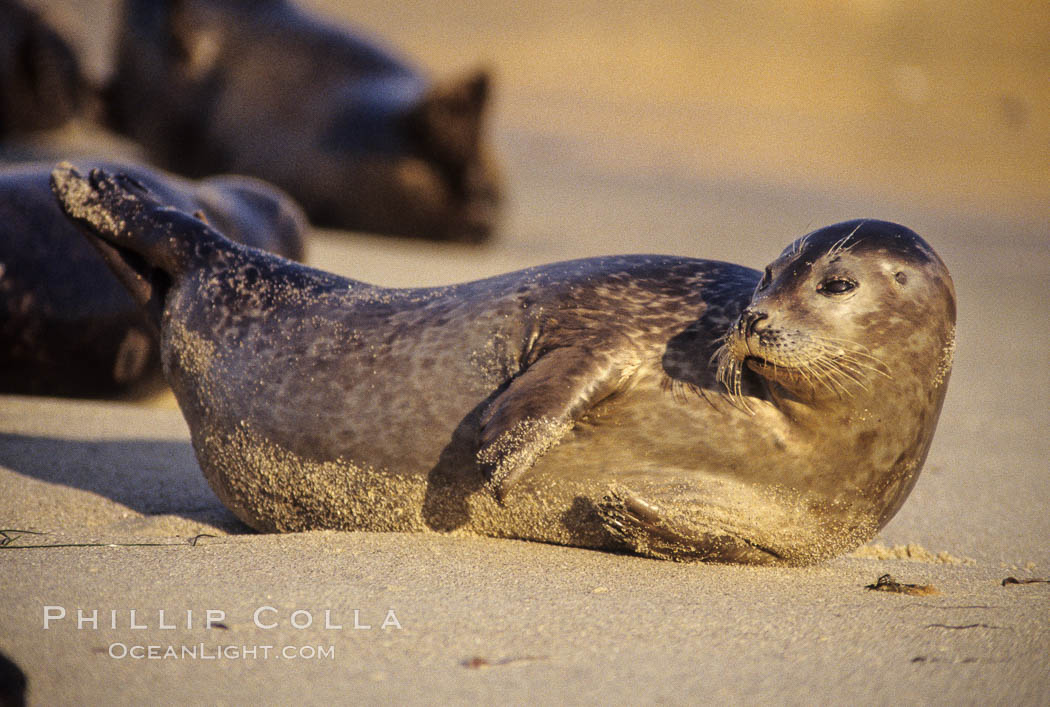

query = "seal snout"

[
  {"left": 735, "top": 308, "right": 771, "bottom": 358},
  {"left": 740, "top": 309, "right": 769, "bottom": 338}
]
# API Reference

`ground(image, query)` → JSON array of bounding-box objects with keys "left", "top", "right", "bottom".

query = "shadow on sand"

[{"left": 0, "top": 432, "right": 246, "bottom": 531}]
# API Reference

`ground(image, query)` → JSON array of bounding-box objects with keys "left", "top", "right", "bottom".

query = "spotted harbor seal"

[
  {"left": 51, "top": 164, "right": 956, "bottom": 564},
  {"left": 0, "top": 161, "right": 305, "bottom": 398},
  {"left": 105, "top": 0, "right": 500, "bottom": 242}
]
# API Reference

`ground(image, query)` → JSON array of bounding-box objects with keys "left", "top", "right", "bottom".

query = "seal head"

[{"left": 717, "top": 220, "right": 956, "bottom": 525}]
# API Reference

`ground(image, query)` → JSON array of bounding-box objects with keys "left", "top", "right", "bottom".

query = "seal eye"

[
  {"left": 818, "top": 277, "right": 856, "bottom": 296},
  {"left": 758, "top": 266, "right": 772, "bottom": 290}
]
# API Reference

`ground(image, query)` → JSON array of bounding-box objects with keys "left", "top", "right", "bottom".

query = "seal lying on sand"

[
  {"left": 0, "top": 161, "right": 305, "bottom": 398},
  {"left": 51, "top": 164, "right": 956, "bottom": 564},
  {"left": 106, "top": 0, "right": 500, "bottom": 242}
]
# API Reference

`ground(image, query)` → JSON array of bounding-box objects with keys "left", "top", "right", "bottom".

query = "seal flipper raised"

[
  {"left": 49, "top": 163, "right": 209, "bottom": 329},
  {"left": 50, "top": 162, "right": 221, "bottom": 273}
]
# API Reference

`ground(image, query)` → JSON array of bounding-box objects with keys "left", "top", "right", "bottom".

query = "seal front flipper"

[
  {"left": 597, "top": 487, "right": 783, "bottom": 564},
  {"left": 477, "top": 345, "right": 633, "bottom": 501}
]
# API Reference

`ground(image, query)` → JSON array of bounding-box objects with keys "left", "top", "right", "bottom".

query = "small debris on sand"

[
  {"left": 865, "top": 574, "right": 939, "bottom": 596},
  {"left": 1001, "top": 576, "right": 1050, "bottom": 586}
]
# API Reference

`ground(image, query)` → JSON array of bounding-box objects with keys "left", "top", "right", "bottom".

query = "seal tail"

[{"left": 49, "top": 162, "right": 225, "bottom": 328}]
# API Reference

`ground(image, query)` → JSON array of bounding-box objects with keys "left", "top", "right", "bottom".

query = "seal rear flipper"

[
  {"left": 49, "top": 162, "right": 229, "bottom": 326},
  {"left": 477, "top": 346, "right": 632, "bottom": 502},
  {"left": 52, "top": 162, "right": 186, "bottom": 267},
  {"left": 597, "top": 487, "right": 783, "bottom": 564}
]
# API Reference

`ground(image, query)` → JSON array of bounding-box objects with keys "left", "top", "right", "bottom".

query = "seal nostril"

[{"left": 745, "top": 312, "right": 768, "bottom": 337}]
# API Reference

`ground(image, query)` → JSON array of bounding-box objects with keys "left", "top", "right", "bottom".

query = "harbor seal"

[
  {"left": 51, "top": 164, "right": 956, "bottom": 564},
  {"left": 0, "top": 161, "right": 305, "bottom": 398},
  {"left": 0, "top": 0, "right": 86, "bottom": 136},
  {"left": 106, "top": 0, "right": 500, "bottom": 242}
]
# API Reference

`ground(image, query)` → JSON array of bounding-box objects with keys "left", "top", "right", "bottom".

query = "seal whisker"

[
  {"left": 734, "top": 371, "right": 755, "bottom": 414},
  {"left": 714, "top": 345, "right": 754, "bottom": 414},
  {"left": 804, "top": 358, "right": 852, "bottom": 397},
  {"left": 821, "top": 351, "right": 873, "bottom": 389},
  {"left": 807, "top": 343, "right": 880, "bottom": 375},
  {"left": 826, "top": 220, "right": 868, "bottom": 258},
  {"left": 805, "top": 353, "right": 864, "bottom": 397},
  {"left": 808, "top": 336, "right": 892, "bottom": 379},
  {"left": 831, "top": 355, "right": 887, "bottom": 381},
  {"left": 671, "top": 379, "right": 687, "bottom": 404},
  {"left": 821, "top": 361, "right": 867, "bottom": 395}
]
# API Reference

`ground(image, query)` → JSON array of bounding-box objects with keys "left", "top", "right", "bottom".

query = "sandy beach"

[{"left": 2, "top": 0, "right": 1048, "bottom": 704}]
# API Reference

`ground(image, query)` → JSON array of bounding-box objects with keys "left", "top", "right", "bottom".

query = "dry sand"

[{"left": 2, "top": 0, "right": 1048, "bottom": 704}]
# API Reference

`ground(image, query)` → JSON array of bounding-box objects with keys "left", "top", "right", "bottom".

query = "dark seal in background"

[
  {"left": 0, "top": 160, "right": 305, "bottom": 398},
  {"left": 0, "top": 0, "right": 87, "bottom": 137},
  {"left": 106, "top": 0, "right": 501, "bottom": 242}
]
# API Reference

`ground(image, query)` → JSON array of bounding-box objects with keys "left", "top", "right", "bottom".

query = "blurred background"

[
  {"left": 325, "top": 0, "right": 1047, "bottom": 237},
  {"left": 33, "top": 0, "right": 1048, "bottom": 269}
]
